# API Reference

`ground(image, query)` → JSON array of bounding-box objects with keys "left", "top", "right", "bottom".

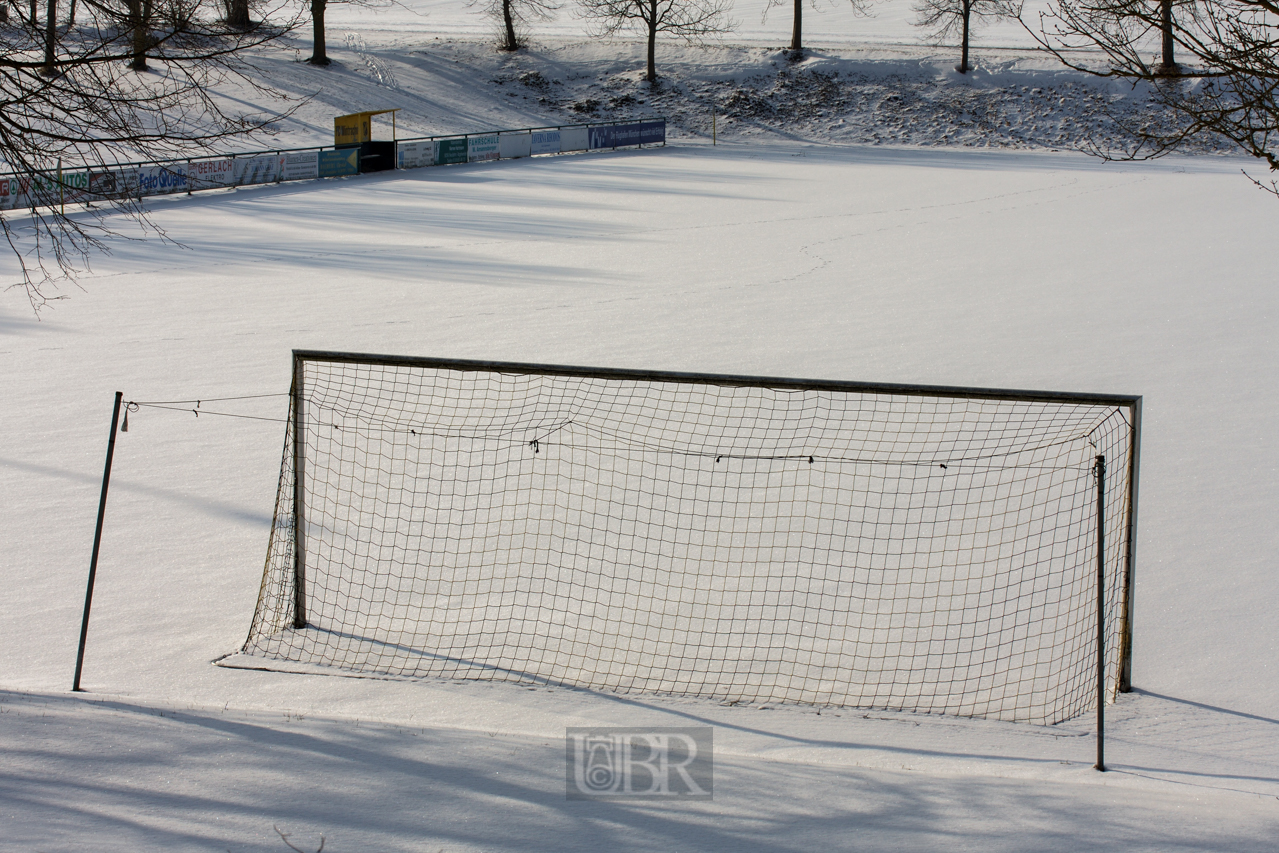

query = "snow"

[
  {"left": 3, "top": 2, "right": 1279, "bottom": 850},
  {"left": 328, "top": 0, "right": 1051, "bottom": 49}
]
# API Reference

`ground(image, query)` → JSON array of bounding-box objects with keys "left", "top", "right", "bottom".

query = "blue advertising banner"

[
  {"left": 588, "top": 121, "right": 665, "bottom": 150},
  {"left": 319, "top": 148, "right": 359, "bottom": 178},
  {"left": 138, "top": 163, "right": 188, "bottom": 195}
]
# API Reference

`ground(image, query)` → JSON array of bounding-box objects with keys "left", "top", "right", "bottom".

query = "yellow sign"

[{"left": 334, "top": 109, "right": 400, "bottom": 146}]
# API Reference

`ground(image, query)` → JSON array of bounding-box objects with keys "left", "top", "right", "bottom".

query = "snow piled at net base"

[{"left": 229, "top": 355, "right": 1134, "bottom": 726}]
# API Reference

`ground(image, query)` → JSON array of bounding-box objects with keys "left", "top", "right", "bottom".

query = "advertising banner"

[
  {"left": 319, "top": 148, "right": 359, "bottom": 178},
  {"left": 397, "top": 140, "right": 434, "bottom": 169},
  {"left": 560, "top": 126, "right": 589, "bottom": 152},
  {"left": 0, "top": 175, "right": 43, "bottom": 210},
  {"left": 54, "top": 170, "right": 91, "bottom": 205},
  {"left": 280, "top": 151, "right": 319, "bottom": 181},
  {"left": 233, "top": 155, "right": 280, "bottom": 186},
  {"left": 499, "top": 133, "right": 532, "bottom": 160},
  {"left": 0, "top": 172, "right": 92, "bottom": 208},
  {"left": 435, "top": 138, "right": 467, "bottom": 165},
  {"left": 0, "top": 169, "right": 140, "bottom": 209},
  {"left": 530, "top": 130, "right": 562, "bottom": 156},
  {"left": 187, "top": 158, "right": 235, "bottom": 191},
  {"left": 588, "top": 120, "right": 666, "bottom": 150},
  {"left": 468, "top": 134, "right": 500, "bottom": 163},
  {"left": 139, "top": 163, "right": 188, "bottom": 195},
  {"left": 88, "top": 168, "right": 139, "bottom": 201}
]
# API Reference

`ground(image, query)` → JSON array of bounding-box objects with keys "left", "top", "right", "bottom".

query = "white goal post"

[{"left": 232, "top": 350, "right": 1140, "bottom": 731}]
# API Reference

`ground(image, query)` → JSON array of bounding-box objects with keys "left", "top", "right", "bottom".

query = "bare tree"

[
  {"left": 303, "top": 0, "right": 326, "bottom": 63},
  {"left": 307, "top": 0, "right": 387, "bottom": 65},
  {"left": 225, "top": 0, "right": 251, "bottom": 29},
  {"left": 765, "top": 0, "right": 872, "bottom": 54},
  {"left": 1154, "top": 0, "right": 1177, "bottom": 73},
  {"left": 914, "top": 0, "right": 1022, "bottom": 73},
  {"left": 473, "top": 0, "right": 560, "bottom": 51},
  {"left": 126, "top": 0, "right": 152, "bottom": 70},
  {"left": 1, "top": 0, "right": 301, "bottom": 310},
  {"left": 1032, "top": 0, "right": 1279, "bottom": 190},
  {"left": 576, "top": 0, "right": 735, "bottom": 82}
]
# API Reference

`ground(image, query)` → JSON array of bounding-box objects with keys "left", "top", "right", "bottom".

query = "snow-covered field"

[{"left": 3, "top": 2, "right": 1278, "bottom": 850}]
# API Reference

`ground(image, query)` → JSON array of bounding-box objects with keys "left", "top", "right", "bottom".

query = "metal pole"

[
  {"left": 1095, "top": 454, "right": 1107, "bottom": 772},
  {"left": 73, "top": 391, "right": 123, "bottom": 692},
  {"left": 291, "top": 357, "right": 308, "bottom": 629},
  {"left": 1119, "top": 398, "right": 1142, "bottom": 692}
]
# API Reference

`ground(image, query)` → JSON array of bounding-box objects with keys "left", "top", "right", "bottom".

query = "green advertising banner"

[
  {"left": 319, "top": 148, "right": 359, "bottom": 178},
  {"left": 435, "top": 138, "right": 468, "bottom": 165}
]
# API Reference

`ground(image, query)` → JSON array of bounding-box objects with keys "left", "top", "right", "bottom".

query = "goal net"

[{"left": 233, "top": 351, "right": 1139, "bottom": 725}]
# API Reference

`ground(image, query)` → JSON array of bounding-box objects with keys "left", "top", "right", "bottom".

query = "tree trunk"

[
  {"left": 790, "top": 0, "right": 801, "bottom": 52},
  {"left": 957, "top": 0, "right": 971, "bottom": 73},
  {"left": 128, "top": 0, "right": 148, "bottom": 71},
  {"left": 1156, "top": 0, "right": 1177, "bottom": 74},
  {"left": 41, "top": 0, "right": 56, "bottom": 75},
  {"left": 30, "top": 0, "right": 36, "bottom": 27},
  {"left": 500, "top": 0, "right": 518, "bottom": 50},
  {"left": 309, "top": 0, "right": 330, "bottom": 65},
  {"left": 226, "top": 0, "right": 250, "bottom": 29},
  {"left": 646, "top": 0, "right": 657, "bottom": 82},
  {"left": 68, "top": 0, "right": 76, "bottom": 26}
]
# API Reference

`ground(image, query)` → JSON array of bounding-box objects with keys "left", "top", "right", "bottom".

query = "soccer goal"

[{"left": 233, "top": 350, "right": 1140, "bottom": 728}]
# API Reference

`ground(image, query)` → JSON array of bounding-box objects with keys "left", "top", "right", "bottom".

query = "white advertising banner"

[
  {"left": 88, "top": 168, "right": 138, "bottom": 201},
  {"left": 468, "top": 134, "right": 500, "bottom": 162},
  {"left": 560, "top": 126, "right": 588, "bottom": 152},
  {"left": 187, "top": 158, "right": 235, "bottom": 190},
  {"left": 530, "top": 130, "right": 562, "bottom": 156},
  {"left": 0, "top": 177, "right": 18, "bottom": 210},
  {"left": 139, "top": 163, "right": 189, "bottom": 195},
  {"left": 0, "top": 175, "right": 46, "bottom": 210},
  {"left": 499, "top": 133, "right": 532, "bottom": 160},
  {"left": 280, "top": 151, "right": 319, "bottom": 181},
  {"left": 233, "top": 155, "right": 281, "bottom": 186},
  {"left": 397, "top": 140, "right": 434, "bottom": 169}
]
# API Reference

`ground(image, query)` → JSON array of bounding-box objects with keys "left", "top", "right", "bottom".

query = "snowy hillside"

[
  {"left": 199, "top": 1, "right": 1208, "bottom": 160},
  {"left": 231, "top": 38, "right": 1223, "bottom": 156},
  {"left": 2, "top": 2, "right": 1277, "bottom": 851}
]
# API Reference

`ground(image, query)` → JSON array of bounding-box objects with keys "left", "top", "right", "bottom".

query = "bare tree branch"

[
  {"left": 1, "top": 0, "right": 304, "bottom": 312},
  {"left": 274, "top": 824, "right": 326, "bottom": 853},
  {"left": 1030, "top": 0, "right": 1279, "bottom": 180}
]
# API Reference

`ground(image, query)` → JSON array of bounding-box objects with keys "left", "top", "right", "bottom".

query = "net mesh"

[{"left": 236, "top": 356, "right": 1134, "bottom": 725}]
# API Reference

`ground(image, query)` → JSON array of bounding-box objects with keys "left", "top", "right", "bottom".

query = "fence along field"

[{"left": 0, "top": 119, "right": 665, "bottom": 211}]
